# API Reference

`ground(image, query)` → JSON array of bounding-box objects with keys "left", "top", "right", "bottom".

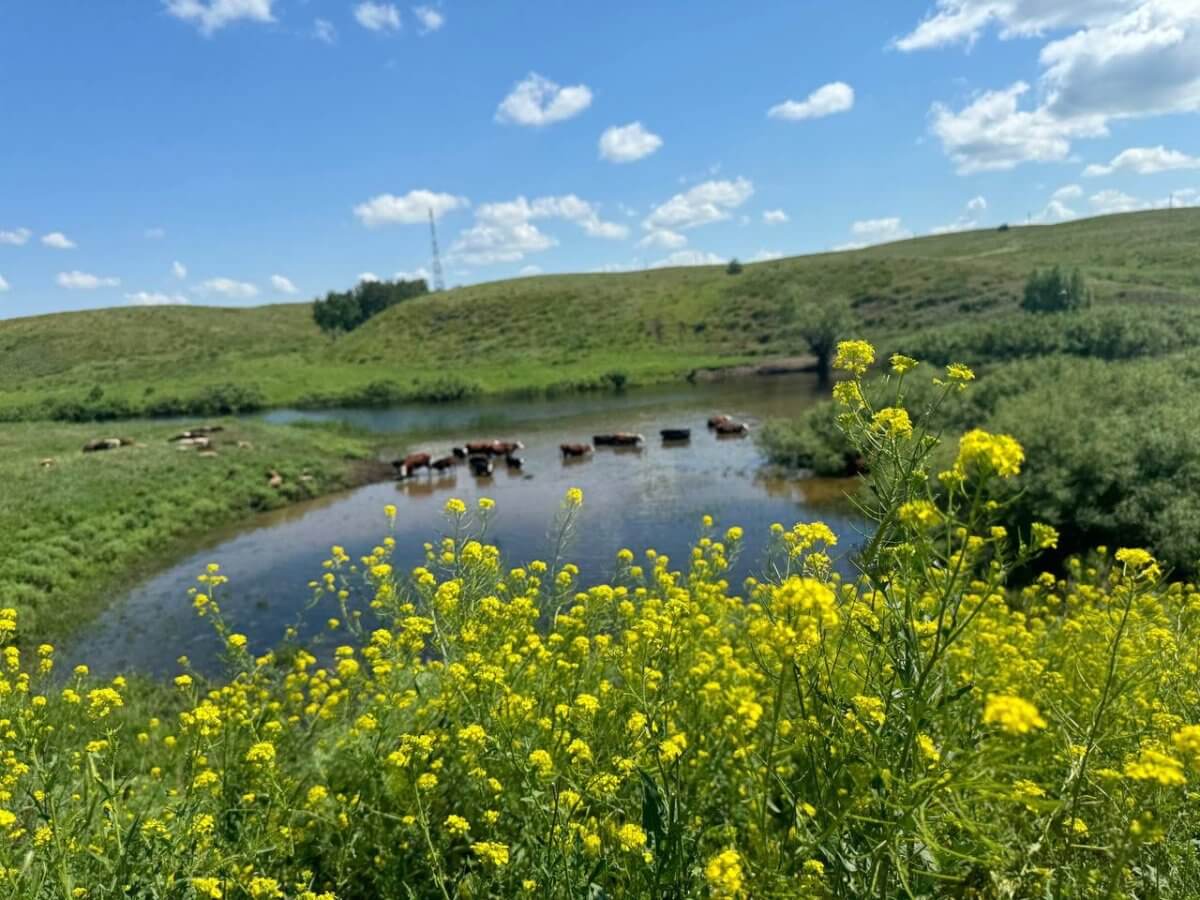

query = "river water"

[{"left": 70, "top": 374, "right": 866, "bottom": 677}]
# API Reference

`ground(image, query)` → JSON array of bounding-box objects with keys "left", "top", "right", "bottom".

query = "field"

[
  {"left": 0, "top": 418, "right": 383, "bottom": 641},
  {"left": 3, "top": 209, "right": 1199, "bottom": 420}
]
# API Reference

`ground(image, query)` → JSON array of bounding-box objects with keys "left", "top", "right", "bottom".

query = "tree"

[
  {"left": 725, "top": 258, "right": 744, "bottom": 275},
  {"left": 795, "top": 297, "right": 857, "bottom": 385},
  {"left": 312, "top": 277, "right": 429, "bottom": 337},
  {"left": 1021, "top": 266, "right": 1090, "bottom": 314}
]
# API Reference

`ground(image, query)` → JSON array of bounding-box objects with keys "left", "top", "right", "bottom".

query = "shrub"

[
  {"left": 725, "top": 258, "right": 744, "bottom": 275},
  {"left": 1022, "top": 266, "right": 1090, "bottom": 313},
  {"left": 5, "top": 347, "right": 1200, "bottom": 896}
]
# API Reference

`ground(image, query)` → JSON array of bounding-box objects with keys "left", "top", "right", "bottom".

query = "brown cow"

[
  {"left": 707, "top": 414, "right": 733, "bottom": 429},
  {"left": 594, "top": 432, "right": 643, "bottom": 447},
  {"left": 715, "top": 420, "right": 750, "bottom": 436},
  {"left": 491, "top": 440, "right": 525, "bottom": 456},
  {"left": 431, "top": 455, "right": 457, "bottom": 471},
  {"left": 394, "top": 452, "right": 432, "bottom": 478},
  {"left": 560, "top": 443, "right": 593, "bottom": 458}
]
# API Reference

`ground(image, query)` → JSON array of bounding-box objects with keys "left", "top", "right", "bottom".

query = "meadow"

[
  {"left": 3, "top": 345, "right": 1199, "bottom": 898},
  {"left": 3, "top": 209, "right": 1199, "bottom": 422},
  {"left": 0, "top": 419, "right": 381, "bottom": 641}
]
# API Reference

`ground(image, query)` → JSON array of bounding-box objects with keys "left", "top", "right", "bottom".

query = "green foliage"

[
  {"left": 1022, "top": 265, "right": 1090, "bottom": 313},
  {"left": 795, "top": 297, "right": 858, "bottom": 381},
  {"left": 725, "top": 258, "right": 743, "bottom": 275},
  {"left": 312, "top": 277, "right": 429, "bottom": 336},
  {"left": 895, "top": 305, "right": 1200, "bottom": 366}
]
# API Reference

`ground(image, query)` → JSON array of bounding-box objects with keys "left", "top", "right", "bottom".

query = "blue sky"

[{"left": 2, "top": 0, "right": 1199, "bottom": 318}]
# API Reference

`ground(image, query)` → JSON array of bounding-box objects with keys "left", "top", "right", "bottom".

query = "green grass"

[
  {"left": 0, "top": 418, "right": 383, "bottom": 642},
  {"left": 4, "top": 209, "right": 1199, "bottom": 420}
]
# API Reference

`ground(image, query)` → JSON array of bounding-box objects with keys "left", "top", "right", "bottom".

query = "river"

[{"left": 68, "top": 374, "right": 866, "bottom": 677}]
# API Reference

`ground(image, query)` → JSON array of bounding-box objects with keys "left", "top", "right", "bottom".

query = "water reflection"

[{"left": 73, "top": 374, "right": 866, "bottom": 677}]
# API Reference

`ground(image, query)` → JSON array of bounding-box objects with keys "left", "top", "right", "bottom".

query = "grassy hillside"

[{"left": 4, "top": 209, "right": 1199, "bottom": 419}]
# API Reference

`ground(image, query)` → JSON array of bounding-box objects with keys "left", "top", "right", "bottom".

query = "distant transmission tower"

[{"left": 428, "top": 208, "right": 446, "bottom": 292}]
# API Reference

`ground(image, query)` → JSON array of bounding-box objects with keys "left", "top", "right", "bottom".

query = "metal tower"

[{"left": 428, "top": 208, "right": 446, "bottom": 292}]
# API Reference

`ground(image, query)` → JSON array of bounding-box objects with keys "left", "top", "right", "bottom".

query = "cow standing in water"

[
  {"left": 560, "top": 443, "right": 593, "bottom": 458},
  {"left": 394, "top": 452, "right": 432, "bottom": 478}
]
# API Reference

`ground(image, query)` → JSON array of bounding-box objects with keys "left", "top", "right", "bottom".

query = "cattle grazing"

[
  {"left": 707, "top": 414, "right": 733, "bottom": 429},
  {"left": 82, "top": 438, "right": 124, "bottom": 453},
  {"left": 660, "top": 428, "right": 691, "bottom": 442},
  {"left": 505, "top": 454, "right": 524, "bottom": 470},
  {"left": 593, "top": 433, "right": 644, "bottom": 447},
  {"left": 491, "top": 440, "right": 525, "bottom": 456},
  {"left": 468, "top": 455, "right": 495, "bottom": 476},
  {"left": 560, "top": 443, "right": 593, "bottom": 458},
  {"left": 464, "top": 440, "right": 495, "bottom": 455},
  {"left": 431, "top": 455, "right": 457, "bottom": 471},
  {"left": 715, "top": 420, "right": 750, "bottom": 436},
  {"left": 394, "top": 452, "right": 432, "bottom": 478},
  {"left": 452, "top": 446, "right": 469, "bottom": 460}
]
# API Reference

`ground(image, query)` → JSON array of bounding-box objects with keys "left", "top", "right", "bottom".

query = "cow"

[
  {"left": 505, "top": 454, "right": 524, "bottom": 470},
  {"left": 715, "top": 420, "right": 750, "bottom": 436},
  {"left": 593, "top": 433, "right": 644, "bottom": 447},
  {"left": 431, "top": 455, "right": 457, "bottom": 471},
  {"left": 560, "top": 443, "right": 593, "bottom": 458},
  {"left": 491, "top": 440, "right": 525, "bottom": 456},
  {"left": 707, "top": 414, "right": 733, "bottom": 429},
  {"left": 468, "top": 455, "right": 495, "bottom": 476},
  {"left": 82, "top": 438, "right": 123, "bottom": 453},
  {"left": 394, "top": 452, "right": 432, "bottom": 478},
  {"left": 452, "top": 446, "right": 469, "bottom": 460}
]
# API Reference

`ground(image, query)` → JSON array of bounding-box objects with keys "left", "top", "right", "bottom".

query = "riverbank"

[{"left": 0, "top": 417, "right": 389, "bottom": 643}]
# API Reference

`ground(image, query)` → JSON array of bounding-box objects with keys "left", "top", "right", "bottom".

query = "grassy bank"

[
  {"left": 3, "top": 209, "right": 1199, "bottom": 421},
  {"left": 0, "top": 418, "right": 384, "bottom": 642}
]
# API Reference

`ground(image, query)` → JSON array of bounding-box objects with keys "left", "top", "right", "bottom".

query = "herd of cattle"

[{"left": 391, "top": 414, "right": 751, "bottom": 479}]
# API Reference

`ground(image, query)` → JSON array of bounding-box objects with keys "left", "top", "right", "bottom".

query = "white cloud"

[
  {"left": 449, "top": 193, "right": 626, "bottom": 265},
  {"left": 395, "top": 267, "right": 431, "bottom": 281},
  {"left": 930, "top": 82, "right": 1107, "bottom": 174},
  {"left": 0, "top": 228, "right": 31, "bottom": 246},
  {"left": 643, "top": 177, "right": 754, "bottom": 232},
  {"left": 172, "top": 260, "right": 188, "bottom": 280},
  {"left": 598, "top": 122, "right": 663, "bottom": 163},
  {"left": 750, "top": 250, "right": 785, "bottom": 262},
  {"left": 354, "top": 189, "right": 468, "bottom": 227},
  {"left": 763, "top": 209, "right": 789, "bottom": 225},
  {"left": 895, "top": 0, "right": 1133, "bottom": 51},
  {"left": 1053, "top": 183, "right": 1085, "bottom": 200},
  {"left": 1083, "top": 145, "right": 1200, "bottom": 176},
  {"left": 495, "top": 73, "right": 593, "bottom": 127},
  {"left": 194, "top": 277, "right": 259, "bottom": 299},
  {"left": 923, "top": 3, "right": 1200, "bottom": 173},
  {"left": 144, "top": 227, "right": 166, "bottom": 239},
  {"left": 1034, "top": 199, "right": 1079, "bottom": 221},
  {"left": 649, "top": 250, "right": 726, "bottom": 269},
  {"left": 126, "top": 291, "right": 189, "bottom": 306},
  {"left": 358, "top": 272, "right": 381, "bottom": 283},
  {"left": 164, "top": 0, "right": 275, "bottom": 35},
  {"left": 851, "top": 217, "right": 913, "bottom": 244},
  {"left": 768, "top": 82, "right": 855, "bottom": 121},
  {"left": 638, "top": 229, "right": 688, "bottom": 250},
  {"left": 354, "top": 2, "right": 402, "bottom": 31},
  {"left": 41, "top": 232, "right": 76, "bottom": 249},
  {"left": 57, "top": 271, "right": 120, "bottom": 290},
  {"left": 413, "top": 5, "right": 444, "bottom": 33},
  {"left": 518, "top": 265, "right": 542, "bottom": 276},
  {"left": 1090, "top": 187, "right": 1144, "bottom": 212},
  {"left": 0, "top": 275, "right": 9, "bottom": 292},
  {"left": 313, "top": 18, "right": 337, "bottom": 43},
  {"left": 966, "top": 195, "right": 988, "bottom": 211},
  {"left": 270, "top": 274, "right": 298, "bottom": 294}
]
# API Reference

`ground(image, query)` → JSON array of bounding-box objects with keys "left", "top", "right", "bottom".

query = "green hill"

[{"left": 4, "top": 209, "right": 1200, "bottom": 420}]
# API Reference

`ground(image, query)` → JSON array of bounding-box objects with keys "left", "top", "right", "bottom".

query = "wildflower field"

[{"left": 4, "top": 343, "right": 1200, "bottom": 898}]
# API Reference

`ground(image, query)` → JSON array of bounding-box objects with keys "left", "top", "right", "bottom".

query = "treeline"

[{"left": 312, "top": 278, "right": 429, "bottom": 336}]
